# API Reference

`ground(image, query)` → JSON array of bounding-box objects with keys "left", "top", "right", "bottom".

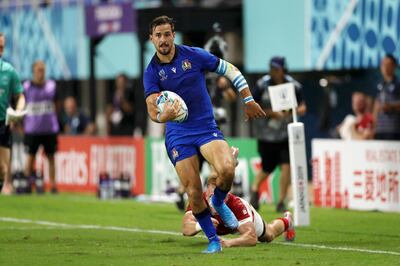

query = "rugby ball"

[{"left": 156, "top": 91, "right": 188, "bottom": 123}]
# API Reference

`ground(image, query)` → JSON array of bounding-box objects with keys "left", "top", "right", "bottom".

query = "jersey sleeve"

[
  {"left": 10, "top": 68, "right": 23, "bottom": 95},
  {"left": 192, "top": 47, "right": 219, "bottom": 72},
  {"left": 143, "top": 66, "right": 160, "bottom": 99}
]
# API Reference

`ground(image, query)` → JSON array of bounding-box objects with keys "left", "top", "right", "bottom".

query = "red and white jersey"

[
  {"left": 355, "top": 113, "right": 374, "bottom": 132},
  {"left": 186, "top": 192, "right": 265, "bottom": 237}
]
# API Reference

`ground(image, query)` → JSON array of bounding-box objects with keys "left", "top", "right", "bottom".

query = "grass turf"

[{"left": 0, "top": 194, "right": 399, "bottom": 265}]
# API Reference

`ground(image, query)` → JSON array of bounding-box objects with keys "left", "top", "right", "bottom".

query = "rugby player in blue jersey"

[{"left": 144, "top": 16, "right": 266, "bottom": 253}]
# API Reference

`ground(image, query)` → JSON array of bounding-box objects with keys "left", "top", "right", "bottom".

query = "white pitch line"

[
  {"left": 1, "top": 217, "right": 399, "bottom": 257},
  {"left": 0, "top": 217, "right": 181, "bottom": 237},
  {"left": 275, "top": 242, "right": 400, "bottom": 256}
]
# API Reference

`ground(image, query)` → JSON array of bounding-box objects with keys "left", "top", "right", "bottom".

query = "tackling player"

[
  {"left": 143, "top": 15, "right": 266, "bottom": 253},
  {"left": 182, "top": 176, "right": 295, "bottom": 247}
]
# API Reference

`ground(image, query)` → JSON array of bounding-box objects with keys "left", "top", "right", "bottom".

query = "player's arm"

[
  {"left": 182, "top": 211, "right": 219, "bottom": 236},
  {"left": 220, "top": 221, "right": 257, "bottom": 248},
  {"left": 182, "top": 211, "right": 201, "bottom": 236},
  {"left": 144, "top": 68, "right": 181, "bottom": 123},
  {"left": 11, "top": 68, "right": 25, "bottom": 112},
  {"left": 145, "top": 93, "right": 181, "bottom": 123},
  {"left": 7, "top": 70, "right": 26, "bottom": 128},
  {"left": 214, "top": 59, "right": 266, "bottom": 120},
  {"left": 14, "top": 93, "right": 25, "bottom": 112}
]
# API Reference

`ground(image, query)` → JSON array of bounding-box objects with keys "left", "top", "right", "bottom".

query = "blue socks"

[
  {"left": 211, "top": 186, "right": 238, "bottom": 229},
  {"left": 193, "top": 208, "right": 219, "bottom": 243},
  {"left": 212, "top": 186, "right": 229, "bottom": 207}
]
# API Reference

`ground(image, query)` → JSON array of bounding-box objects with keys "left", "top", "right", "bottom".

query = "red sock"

[{"left": 278, "top": 218, "right": 289, "bottom": 231}]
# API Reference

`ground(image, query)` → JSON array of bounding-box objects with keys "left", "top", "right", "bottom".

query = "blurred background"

[{"left": 1, "top": 0, "right": 399, "bottom": 213}]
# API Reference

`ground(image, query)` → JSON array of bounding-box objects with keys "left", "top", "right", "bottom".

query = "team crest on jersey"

[
  {"left": 172, "top": 148, "right": 179, "bottom": 160},
  {"left": 158, "top": 69, "right": 168, "bottom": 81},
  {"left": 182, "top": 59, "right": 192, "bottom": 71}
]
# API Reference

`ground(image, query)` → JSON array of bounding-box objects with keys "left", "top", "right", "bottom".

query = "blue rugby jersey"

[{"left": 144, "top": 45, "right": 219, "bottom": 131}]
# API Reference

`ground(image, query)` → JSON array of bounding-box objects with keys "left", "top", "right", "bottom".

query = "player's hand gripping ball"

[{"left": 156, "top": 91, "right": 188, "bottom": 123}]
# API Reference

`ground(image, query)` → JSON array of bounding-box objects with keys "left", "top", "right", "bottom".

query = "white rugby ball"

[{"left": 156, "top": 91, "right": 188, "bottom": 123}]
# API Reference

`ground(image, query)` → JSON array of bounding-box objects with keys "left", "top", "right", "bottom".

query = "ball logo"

[{"left": 182, "top": 59, "right": 192, "bottom": 71}]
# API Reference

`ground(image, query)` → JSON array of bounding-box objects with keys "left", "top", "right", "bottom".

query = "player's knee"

[{"left": 218, "top": 163, "right": 235, "bottom": 180}]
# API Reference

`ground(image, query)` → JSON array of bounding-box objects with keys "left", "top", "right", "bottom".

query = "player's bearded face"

[{"left": 151, "top": 24, "right": 175, "bottom": 56}]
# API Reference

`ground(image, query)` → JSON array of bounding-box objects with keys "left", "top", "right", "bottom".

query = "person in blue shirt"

[{"left": 144, "top": 16, "right": 266, "bottom": 253}]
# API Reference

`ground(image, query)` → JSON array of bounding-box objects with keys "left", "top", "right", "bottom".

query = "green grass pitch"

[{"left": 0, "top": 194, "right": 399, "bottom": 265}]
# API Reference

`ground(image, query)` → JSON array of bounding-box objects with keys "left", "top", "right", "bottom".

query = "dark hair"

[
  {"left": 149, "top": 15, "right": 175, "bottom": 34},
  {"left": 385, "top": 53, "right": 397, "bottom": 66},
  {"left": 269, "top": 56, "right": 288, "bottom": 73}
]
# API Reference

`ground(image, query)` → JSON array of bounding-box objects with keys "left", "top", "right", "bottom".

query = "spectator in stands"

[
  {"left": 373, "top": 54, "right": 400, "bottom": 140},
  {"left": 61, "top": 96, "right": 96, "bottom": 135},
  {"left": 23, "top": 60, "right": 58, "bottom": 193},
  {"left": 338, "top": 92, "right": 374, "bottom": 140},
  {"left": 249, "top": 56, "right": 306, "bottom": 212},
  {"left": 105, "top": 73, "right": 135, "bottom": 136}
]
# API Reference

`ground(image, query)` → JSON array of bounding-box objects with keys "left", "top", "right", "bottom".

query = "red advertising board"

[{"left": 36, "top": 136, "right": 145, "bottom": 195}]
